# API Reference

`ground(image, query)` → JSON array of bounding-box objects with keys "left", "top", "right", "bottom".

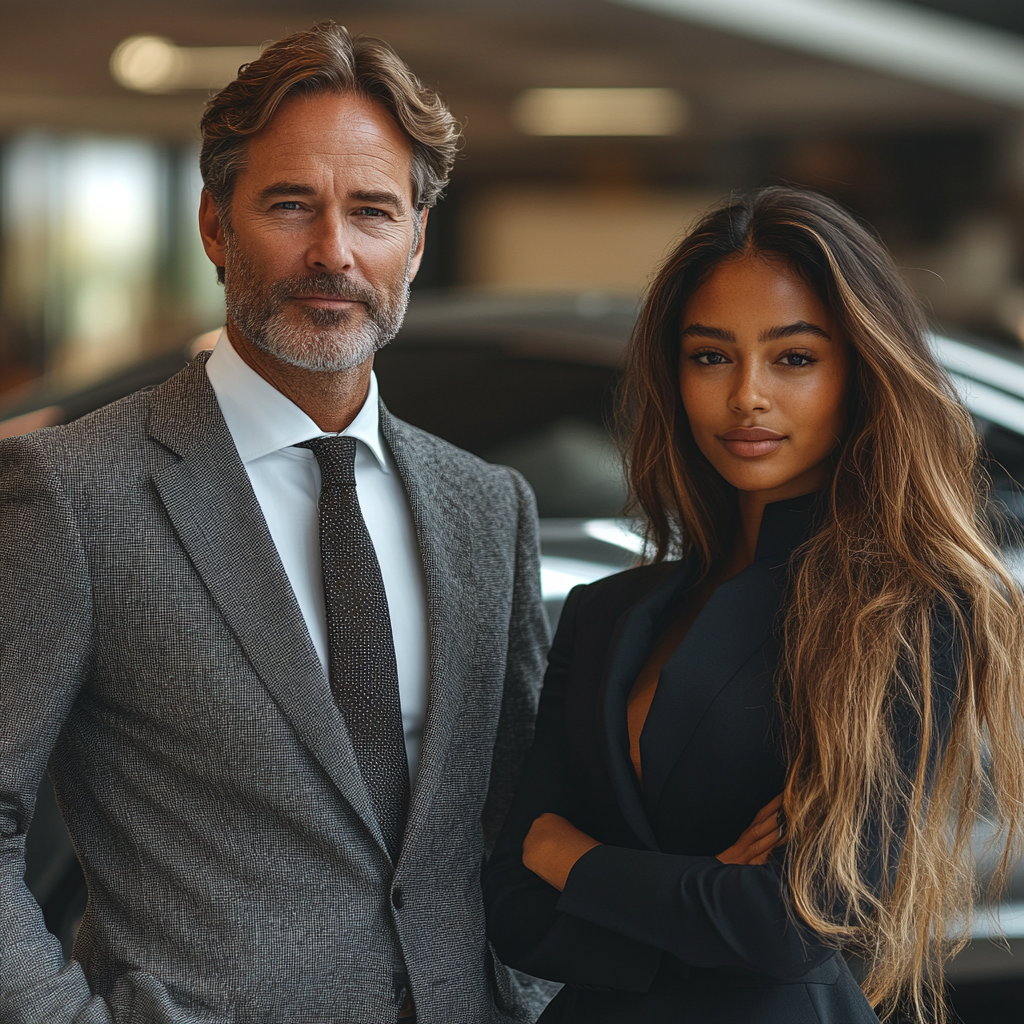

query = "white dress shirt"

[{"left": 205, "top": 330, "right": 429, "bottom": 777}]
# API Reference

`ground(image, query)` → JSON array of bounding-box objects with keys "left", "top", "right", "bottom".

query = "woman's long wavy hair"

[{"left": 621, "top": 186, "right": 1024, "bottom": 1021}]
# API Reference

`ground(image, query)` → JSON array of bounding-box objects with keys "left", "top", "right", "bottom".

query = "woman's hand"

[
  {"left": 523, "top": 812, "right": 601, "bottom": 891},
  {"left": 716, "top": 793, "right": 786, "bottom": 866}
]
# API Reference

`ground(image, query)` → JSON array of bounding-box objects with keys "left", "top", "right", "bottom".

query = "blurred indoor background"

[
  {"left": 9, "top": 5, "right": 1024, "bottom": 1018},
  {"left": 4, "top": 0, "right": 1024, "bottom": 398}
]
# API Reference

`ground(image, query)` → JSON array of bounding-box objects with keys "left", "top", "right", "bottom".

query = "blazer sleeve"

[
  {"left": 0, "top": 433, "right": 114, "bottom": 1024},
  {"left": 480, "top": 468, "right": 551, "bottom": 855},
  {"left": 486, "top": 581, "right": 963, "bottom": 986},
  {"left": 483, "top": 583, "right": 665, "bottom": 992}
]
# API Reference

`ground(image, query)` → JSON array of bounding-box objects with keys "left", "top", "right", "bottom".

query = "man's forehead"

[{"left": 239, "top": 91, "right": 415, "bottom": 198}]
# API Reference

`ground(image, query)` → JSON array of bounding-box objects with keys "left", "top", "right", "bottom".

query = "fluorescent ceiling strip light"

[
  {"left": 946, "top": 372, "right": 1024, "bottom": 435},
  {"left": 514, "top": 87, "right": 687, "bottom": 136},
  {"left": 931, "top": 334, "right": 1024, "bottom": 400},
  {"left": 583, "top": 519, "right": 647, "bottom": 554},
  {"left": 968, "top": 901, "right": 1024, "bottom": 940},
  {"left": 610, "top": 0, "right": 1024, "bottom": 108},
  {"left": 541, "top": 556, "right": 621, "bottom": 600}
]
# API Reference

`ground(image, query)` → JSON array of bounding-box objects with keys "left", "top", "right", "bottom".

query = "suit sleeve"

[
  {"left": 485, "top": 580, "right": 962, "bottom": 987},
  {"left": 0, "top": 433, "right": 113, "bottom": 1024},
  {"left": 483, "top": 583, "right": 665, "bottom": 991},
  {"left": 480, "top": 468, "right": 551, "bottom": 855}
]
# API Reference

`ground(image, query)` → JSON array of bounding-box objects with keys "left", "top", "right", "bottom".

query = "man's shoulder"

[
  {"left": 2, "top": 388, "right": 151, "bottom": 462},
  {"left": 0, "top": 357, "right": 207, "bottom": 477}
]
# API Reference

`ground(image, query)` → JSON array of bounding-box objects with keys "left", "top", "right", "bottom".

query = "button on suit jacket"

[{"left": 0, "top": 353, "right": 550, "bottom": 1024}]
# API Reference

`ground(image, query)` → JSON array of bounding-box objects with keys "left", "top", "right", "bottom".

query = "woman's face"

[{"left": 679, "top": 256, "right": 850, "bottom": 504}]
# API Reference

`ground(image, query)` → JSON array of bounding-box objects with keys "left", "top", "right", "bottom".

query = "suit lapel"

[
  {"left": 640, "top": 560, "right": 786, "bottom": 818},
  {"left": 379, "top": 409, "right": 475, "bottom": 861},
  {"left": 639, "top": 495, "right": 817, "bottom": 816},
  {"left": 147, "top": 355, "right": 391, "bottom": 858},
  {"left": 598, "top": 560, "right": 698, "bottom": 850}
]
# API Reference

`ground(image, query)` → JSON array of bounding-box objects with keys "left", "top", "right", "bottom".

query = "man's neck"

[{"left": 226, "top": 322, "right": 373, "bottom": 434}]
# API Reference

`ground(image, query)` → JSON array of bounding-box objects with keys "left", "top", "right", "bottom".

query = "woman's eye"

[
  {"left": 779, "top": 352, "right": 816, "bottom": 367},
  {"left": 691, "top": 350, "right": 728, "bottom": 366}
]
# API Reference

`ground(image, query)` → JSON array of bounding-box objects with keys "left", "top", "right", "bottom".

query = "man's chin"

[{"left": 252, "top": 332, "right": 380, "bottom": 374}]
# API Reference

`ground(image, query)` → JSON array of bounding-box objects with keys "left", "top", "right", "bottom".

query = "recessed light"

[
  {"left": 110, "top": 35, "right": 260, "bottom": 93},
  {"left": 513, "top": 88, "right": 688, "bottom": 136}
]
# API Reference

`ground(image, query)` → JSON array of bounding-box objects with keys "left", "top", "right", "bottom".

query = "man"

[{"left": 0, "top": 24, "right": 550, "bottom": 1024}]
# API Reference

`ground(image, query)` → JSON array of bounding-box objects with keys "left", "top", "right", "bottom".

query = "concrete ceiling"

[{"left": 0, "top": 0, "right": 1012, "bottom": 161}]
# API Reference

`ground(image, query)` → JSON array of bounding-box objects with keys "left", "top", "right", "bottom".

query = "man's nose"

[{"left": 306, "top": 210, "right": 354, "bottom": 274}]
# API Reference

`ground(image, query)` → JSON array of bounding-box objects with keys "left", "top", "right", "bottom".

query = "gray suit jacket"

[{"left": 0, "top": 354, "right": 551, "bottom": 1024}]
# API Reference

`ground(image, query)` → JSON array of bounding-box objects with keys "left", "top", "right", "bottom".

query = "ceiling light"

[
  {"left": 111, "top": 35, "right": 260, "bottom": 93},
  {"left": 613, "top": 0, "right": 1024, "bottom": 108},
  {"left": 514, "top": 88, "right": 688, "bottom": 136}
]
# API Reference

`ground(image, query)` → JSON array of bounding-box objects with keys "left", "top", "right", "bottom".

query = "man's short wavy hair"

[{"left": 200, "top": 22, "right": 460, "bottom": 228}]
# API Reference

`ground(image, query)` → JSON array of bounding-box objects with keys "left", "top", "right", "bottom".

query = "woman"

[{"left": 483, "top": 187, "right": 1024, "bottom": 1023}]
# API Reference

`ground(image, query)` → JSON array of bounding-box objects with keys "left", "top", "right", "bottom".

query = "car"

[{"left": 4, "top": 290, "right": 1024, "bottom": 1019}]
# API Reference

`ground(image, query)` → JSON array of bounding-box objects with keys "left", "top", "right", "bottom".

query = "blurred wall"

[
  {"left": 461, "top": 186, "right": 717, "bottom": 293},
  {"left": 3, "top": 0, "right": 1024, "bottom": 399}
]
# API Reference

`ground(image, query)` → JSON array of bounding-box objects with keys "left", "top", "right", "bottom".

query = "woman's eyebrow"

[
  {"left": 680, "top": 320, "right": 832, "bottom": 342},
  {"left": 680, "top": 322, "right": 734, "bottom": 341},
  {"left": 761, "top": 321, "right": 832, "bottom": 341}
]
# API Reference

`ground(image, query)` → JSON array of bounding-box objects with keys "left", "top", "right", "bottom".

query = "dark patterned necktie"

[{"left": 297, "top": 436, "right": 409, "bottom": 860}]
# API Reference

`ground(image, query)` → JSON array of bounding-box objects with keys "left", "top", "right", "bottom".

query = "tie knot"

[{"left": 296, "top": 435, "right": 357, "bottom": 488}]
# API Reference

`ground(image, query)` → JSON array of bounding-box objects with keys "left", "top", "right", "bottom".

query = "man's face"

[{"left": 201, "top": 90, "right": 426, "bottom": 373}]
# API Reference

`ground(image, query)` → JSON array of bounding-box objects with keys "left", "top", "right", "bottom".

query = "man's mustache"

[{"left": 270, "top": 274, "right": 379, "bottom": 308}]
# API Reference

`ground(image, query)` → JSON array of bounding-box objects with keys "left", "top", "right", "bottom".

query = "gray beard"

[{"left": 222, "top": 237, "right": 411, "bottom": 373}]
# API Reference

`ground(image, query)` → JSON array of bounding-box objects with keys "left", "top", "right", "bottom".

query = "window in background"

[
  {"left": 170, "top": 145, "right": 228, "bottom": 340},
  {"left": 0, "top": 133, "right": 224, "bottom": 390}
]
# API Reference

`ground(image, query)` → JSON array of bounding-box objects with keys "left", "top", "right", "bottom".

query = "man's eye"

[
  {"left": 357, "top": 207, "right": 388, "bottom": 218},
  {"left": 274, "top": 201, "right": 303, "bottom": 211}
]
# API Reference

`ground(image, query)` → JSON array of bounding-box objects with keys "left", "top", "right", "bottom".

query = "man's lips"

[
  {"left": 716, "top": 427, "right": 787, "bottom": 457},
  {"left": 290, "top": 294, "right": 364, "bottom": 308}
]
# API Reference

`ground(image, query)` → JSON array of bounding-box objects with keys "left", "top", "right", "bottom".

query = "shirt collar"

[
  {"left": 753, "top": 490, "right": 822, "bottom": 563},
  {"left": 204, "top": 328, "right": 388, "bottom": 470}
]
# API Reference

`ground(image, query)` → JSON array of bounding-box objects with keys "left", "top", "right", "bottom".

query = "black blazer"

[{"left": 484, "top": 496, "right": 959, "bottom": 1024}]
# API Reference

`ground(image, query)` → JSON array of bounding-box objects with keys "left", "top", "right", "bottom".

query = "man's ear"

[
  {"left": 198, "top": 189, "right": 227, "bottom": 271},
  {"left": 406, "top": 208, "right": 430, "bottom": 283}
]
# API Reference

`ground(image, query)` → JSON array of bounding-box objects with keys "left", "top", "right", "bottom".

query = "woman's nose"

[{"left": 729, "top": 363, "right": 771, "bottom": 413}]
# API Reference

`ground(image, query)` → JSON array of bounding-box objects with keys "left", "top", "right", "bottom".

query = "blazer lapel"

[
  {"left": 640, "top": 495, "right": 818, "bottom": 816},
  {"left": 379, "top": 409, "right": 475, "bottom": 860},
  {"left": 640, "top": 560, "right": 786, "bottom": 818},
  {"left": 147, "top": 355, "right": 391, "bottom": 858},
  {"left": 598, "top": 560, "right": 698, "bottom": 850}
]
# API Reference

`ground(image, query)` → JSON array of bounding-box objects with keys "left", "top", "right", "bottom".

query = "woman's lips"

[{"left": 717, "top": 427, "right": 787, "bottom": 457}]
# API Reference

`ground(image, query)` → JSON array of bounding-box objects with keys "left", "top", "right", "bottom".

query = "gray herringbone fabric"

[
  {"left": 0, "top": 353, "right": 553, "bottom": 1024},
  {"left": 297, "top": 435, "right": 409, "bottom": 861}
]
